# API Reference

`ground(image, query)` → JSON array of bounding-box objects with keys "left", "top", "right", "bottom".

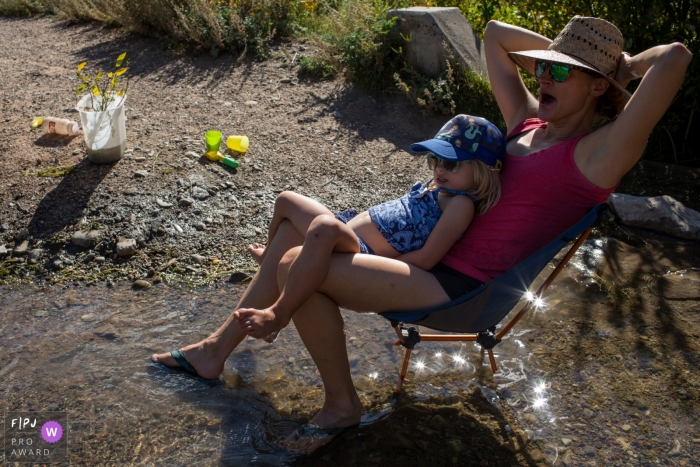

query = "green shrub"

[
  {"left": 335, "top": 15, "right": 407, "bottom": 95},
  {"left": 298, "top": 55, "right": 337, "bottom": 80}
]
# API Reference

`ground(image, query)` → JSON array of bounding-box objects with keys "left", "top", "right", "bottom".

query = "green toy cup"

[{"left": 205, "top": 131, "right": 222, "bottom": 153}]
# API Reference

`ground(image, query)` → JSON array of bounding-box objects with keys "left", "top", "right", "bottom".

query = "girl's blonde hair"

[
  {"left": 429, "top": 159, "right": 502, "bottom": 214},
  {"left": 469, "top": 159, "right": 502, "bottom": 214}
]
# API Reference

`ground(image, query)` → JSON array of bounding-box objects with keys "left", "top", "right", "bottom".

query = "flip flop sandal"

[
  {"left": 151, "top": 349, "right": 224, "bottom": 382},
  {"left": 285, "top": 421, "right": 359, "bottom": 455}
]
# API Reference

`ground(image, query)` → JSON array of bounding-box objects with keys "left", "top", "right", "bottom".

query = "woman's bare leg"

[
  {"left": 150, "top": 220, "right": 305, "bottom": 378},
  {"left": 276, "top": 248, "right": 451, "bottom": 448},
  {"left": 250, "top": 191, "right": 335, "bottom": 264},
  {"left": 236, "top": 215, "right": 361, "bottom": 338}
]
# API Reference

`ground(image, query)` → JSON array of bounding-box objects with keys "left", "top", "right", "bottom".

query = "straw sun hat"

[{"left": 508, "top": 16, "right": 631, "bottom": 114}]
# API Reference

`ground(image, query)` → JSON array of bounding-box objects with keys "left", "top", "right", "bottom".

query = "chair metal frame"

[{"left": 387, "top": 222, "right": 596, "bottom": 392}]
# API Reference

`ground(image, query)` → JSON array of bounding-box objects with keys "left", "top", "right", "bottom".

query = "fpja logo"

[{"left": 4, "top": 412, "right": 67, "bottom": 463}]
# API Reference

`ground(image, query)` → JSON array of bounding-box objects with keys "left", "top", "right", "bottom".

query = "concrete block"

[{"left": 387, "top": 7, "right": 488, "bottom": 79}]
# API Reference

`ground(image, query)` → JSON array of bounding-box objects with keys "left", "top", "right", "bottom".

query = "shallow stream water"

[{"left": 1, "top": 237, "right": 698, "bottom": 466}]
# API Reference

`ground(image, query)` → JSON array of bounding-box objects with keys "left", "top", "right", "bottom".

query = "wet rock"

[
  {"left": 447, "top": 439, "right": 463, "bottom": 453},
  {"left": 116, "top": 238, "right": 137, "bottom": 257},
  {"left": 156, "top": 199, "right": 173, "bottom": 208},
  {"left": 668, "top": 439, "right": 682, "bottom": 456},
  {"left": 654, "top": 273, "right": 700, "bottom": 300},
  {"left": 353, "top": 375, "right": 375, "bottom": 391},
  {"left": 523, "top": 413, "right": 539, "bottom": 426},
  {"left": 633, "top": 398, "right": 649, "bottom": 410},
  {"left": 561, "top": 449, "right": 573, "bottom": 466},
  {"left": 428, "top": 414, "right": 450, "bottom": 431},
  {"left": 134, "top": 170, "right": 149, "bottom": 178},
  {"left": 14, "top": 240, "right": 29, "bottom": 256},
  {"left": 191, "top": 254, "right": 208, "bottom": 265},
  {"left": 192, "top": 186, "right": 210, "bottom": 200},
  {"left": 133, "top": 279, "right": 151, "bottom": 289},
  {"left": 83, "top": 253, "right": 96, "bottom": 264},
  {"left": 72, "top": 230, "right": 101, "bottom": 249},
  {"left": 608, "top": 193, "right": 700, "bottom": 240},
  {"left": 179, "top": 197, "right": 194, "bottom": 207},
  {"left": 582, "top": 445, "right": 597, "bottom": 457},
  {"left": 15, "top": 228, "right": 29, "bottom": 242},
  {"left": 228, "top": 272, "right": 250, "bottom": 283},
  {"left": 28, "top": 248, "right": 43, "bottom": 264}
]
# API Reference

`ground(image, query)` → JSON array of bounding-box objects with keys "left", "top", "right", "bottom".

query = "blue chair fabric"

[{"left": 379, "top": 204, "right": 604, "bottom": 334}]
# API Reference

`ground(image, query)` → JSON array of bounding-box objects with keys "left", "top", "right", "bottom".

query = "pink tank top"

[{"left": 441, "top": 118, "right": 615, "bottom": 283}]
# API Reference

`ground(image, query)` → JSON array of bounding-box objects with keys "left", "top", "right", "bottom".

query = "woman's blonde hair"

[{"left": 429, "top": 159, "right": 502, "bottom": 214}]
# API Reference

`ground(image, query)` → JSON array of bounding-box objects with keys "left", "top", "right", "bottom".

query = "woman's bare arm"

[
  {"left": 484, "top": 21, "right": 548, "bottom": 132},
  {"left": 581, "top": 43, "right": 692, "bottom": 189}
]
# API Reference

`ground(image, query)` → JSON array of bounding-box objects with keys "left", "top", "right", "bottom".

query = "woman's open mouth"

[{"left": 540, "top": 93, "right": 556, "bottom": 105}]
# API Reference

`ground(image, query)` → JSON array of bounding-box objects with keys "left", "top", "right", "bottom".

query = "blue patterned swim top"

[{"left": 368, "top": 181, "right": 471, "bottom": 254}]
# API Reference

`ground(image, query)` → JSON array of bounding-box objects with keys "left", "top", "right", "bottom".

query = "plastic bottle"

[{"left": 37, "top": 117, "right": 80, "bottom": 136}]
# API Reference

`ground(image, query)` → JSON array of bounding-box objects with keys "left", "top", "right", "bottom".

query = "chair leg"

[
  {"left": 487, "top": 349, "right": 498, "bottom": 372},
  {"left": 396, "top": 348, "right": 412, "bottom": 393}
]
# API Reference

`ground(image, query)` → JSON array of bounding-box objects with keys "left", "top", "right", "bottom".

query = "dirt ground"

[
  {"left": 0, "top": 16, "right": 458, "bottom": 287},
  {"left": 1, "top": 16, "right": 699, "bottom": 467}
]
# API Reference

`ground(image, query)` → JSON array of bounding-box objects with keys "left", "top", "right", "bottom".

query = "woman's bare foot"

[
  {"left": 234, "top": 307, "right": 288, "bottom": 339},
  {"left": 246, "top": 243, "right": 267, "bottom": 265},
  {"left": 150, "top": 338, "right": 225, "bottom": 380}
]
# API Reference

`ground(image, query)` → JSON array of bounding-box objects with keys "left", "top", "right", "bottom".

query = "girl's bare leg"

[
  {"left": 236, "top": 215, "right": 361, "bottom": 338},
  {"left": 150, "top": 220, "right": 305, "bottom": 378},
  {"left": 251, "top": 191, "right": 335, "bottom": 264}
]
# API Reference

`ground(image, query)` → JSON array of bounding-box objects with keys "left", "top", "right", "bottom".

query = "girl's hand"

[{"left": 614, "top": 51, "right": 633, "bottom": 88}]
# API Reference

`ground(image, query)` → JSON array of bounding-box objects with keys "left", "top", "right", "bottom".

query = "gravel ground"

[{"left": 0, "top": 17, "right": 449, "bottom": 287}]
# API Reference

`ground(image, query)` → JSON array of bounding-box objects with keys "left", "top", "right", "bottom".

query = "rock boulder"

[{"left": 608, "top": 193, "right": 700, "bottom": 241}]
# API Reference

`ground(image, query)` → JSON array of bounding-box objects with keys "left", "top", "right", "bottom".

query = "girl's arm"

[
  {"left": 579, "top": 43, "right": 692, "bottom": 189},
  {"left": 395, "top": 196, "right": 475, "bottom": 271},
  {"left": 484, "top": 20, "right": 548, "bottom": 132}
]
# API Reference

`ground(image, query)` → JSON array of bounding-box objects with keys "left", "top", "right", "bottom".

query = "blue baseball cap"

[{"left": 409, "top": 115, "right": 506, "bottom": 168}]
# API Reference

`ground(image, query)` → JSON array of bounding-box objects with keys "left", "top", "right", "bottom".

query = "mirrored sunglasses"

[
  {"left": 535, "top": 60, "right": 594, "bottom": 82},
  {"left": 426, "top": 154, "right": 460, "bottom": 173}
]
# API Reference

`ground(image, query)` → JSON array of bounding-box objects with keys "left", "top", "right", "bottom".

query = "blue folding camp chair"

[{"left": 380, "top": 204, "right": 606, "bottom": 392}]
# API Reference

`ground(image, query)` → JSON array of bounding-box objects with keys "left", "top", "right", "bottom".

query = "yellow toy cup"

[
  {"left": 205, "top": 130, "right": 222, "bottom": 153},
  {"left": 226, "top": 135, "right": 249, "bottom": 153}
]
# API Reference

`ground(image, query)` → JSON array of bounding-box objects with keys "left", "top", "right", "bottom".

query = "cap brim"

[
  {"left": 508, "top": 50, "right": 631, "bottom": 114},
  {"left": 409, "top": 139, "right": 472, "bottom": 161}
]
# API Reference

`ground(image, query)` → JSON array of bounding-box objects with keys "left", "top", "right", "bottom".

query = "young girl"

[{"left": 235, "top": 114, "right": 505, "bottom": 339}]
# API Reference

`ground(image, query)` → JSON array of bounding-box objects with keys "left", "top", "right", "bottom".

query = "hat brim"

[
  {"left": 508, "top": 50, "right": 631, "bottom": 114},
  {"left": 409, "top": 139, "right": 473, "bottom": 161}
]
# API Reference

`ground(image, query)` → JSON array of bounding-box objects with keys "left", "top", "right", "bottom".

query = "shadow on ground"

[{"left": 28, "top": 158, "right": 114, "bottom": 238}]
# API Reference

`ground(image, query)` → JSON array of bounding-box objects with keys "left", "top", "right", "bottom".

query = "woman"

[{"left": 152, "top": 16, "right": 691, "bottom": 451}]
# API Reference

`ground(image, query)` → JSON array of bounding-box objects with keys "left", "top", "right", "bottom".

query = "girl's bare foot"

[
  {"left": 150, "top": 338, "right": 225, "bottom": 380},
  {"left": 247, "top": 243, "right": 267, "bottom": 265},
  {"left": 234, "top": 307, "right": 288, "bottom": 339}
]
